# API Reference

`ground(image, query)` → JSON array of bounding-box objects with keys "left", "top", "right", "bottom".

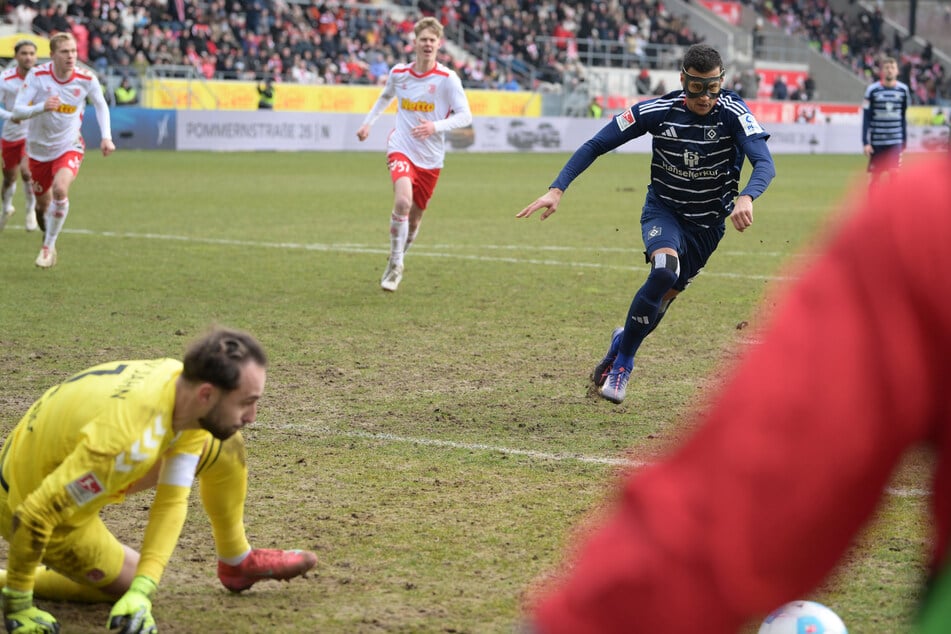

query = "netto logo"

[
  {"left": 401, "top": 99, "right": 435, "bottom": 112},
  {"left": 55, "top": 104, "right": 78, "bottom": 114}
]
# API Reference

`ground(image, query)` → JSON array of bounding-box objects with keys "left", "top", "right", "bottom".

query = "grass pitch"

[{"left": 0, "top": 150, "right": 930, "bottom": 632}]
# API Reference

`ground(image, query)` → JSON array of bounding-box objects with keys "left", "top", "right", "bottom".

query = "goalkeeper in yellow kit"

[{"left": 0, "top": 327, "right": 317, "bottom": 633}]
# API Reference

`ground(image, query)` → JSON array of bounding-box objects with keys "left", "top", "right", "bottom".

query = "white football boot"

[
  {"left": 35, "top": 245, "right": 57, "bottom": 268},
  {"left": 24, "top": 207, "right": 38, "bottom": 232},
  {"left": 380, "top": 261, "right": 403, "bottom": 292}
]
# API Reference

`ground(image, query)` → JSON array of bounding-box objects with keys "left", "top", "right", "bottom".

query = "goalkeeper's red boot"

[{"left": 218, "top": 548, "right": 318, "bottom": 593}]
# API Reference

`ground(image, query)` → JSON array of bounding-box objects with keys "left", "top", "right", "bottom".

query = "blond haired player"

[
  {"left": 0, "top": 40, "right": 38, "bottom": 233},
  {"left": 0, "top": 328, "right": 317, "bottom": 634},
  {"left": 11, "top": 32, "right": 114, "bottom": 269},
  {"left": 356, "top": 17, "right": 472, "bottom": 292}
]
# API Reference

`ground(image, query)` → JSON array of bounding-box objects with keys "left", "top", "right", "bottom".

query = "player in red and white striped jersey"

[
  {"left": 12, "top": 32, "right": 114, "bottom": 269},
  {"left": 356, "top": 17, "right": 472, "bottom": 292}
]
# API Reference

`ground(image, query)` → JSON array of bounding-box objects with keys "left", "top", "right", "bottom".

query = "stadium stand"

[
  {"left": 743, "top": 0, "right": 948, "bottom": 104},
  {"left": 0, "top": 0, "right": 702, "bottom": 90},
  {"left": 1, "top": 0, "right": 945, "bottom": 105}
]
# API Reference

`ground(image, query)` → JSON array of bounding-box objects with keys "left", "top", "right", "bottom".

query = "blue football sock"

[{"left": 618, "top": 257, "right": 679, "bottom": 361}]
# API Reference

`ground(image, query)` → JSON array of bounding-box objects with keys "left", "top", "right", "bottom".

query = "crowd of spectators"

[
  {"left": 1, "top": 0, "right": 703, "bottom": 93},
  {"left": 5, "top": 0, "right": 439, "bottom": 86},
  {"left": 745, "top": 0, "right": 948, "bottom": 104},
  {"left": 1, "top": 0, "right": 947, "bottom": 104},
  {"left": 425, "top": 0, "right": 703, "bottom": 85}
]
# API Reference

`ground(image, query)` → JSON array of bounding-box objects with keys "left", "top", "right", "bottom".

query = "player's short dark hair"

[
  {"left": 14, "top": 40, "right": 36, "bottom": 54},
  {"left": 682, "top": 44, "right": 723, "bottom": 74},
  {"left": 182, "top": 327, "right": 267, "bottom": 391}
]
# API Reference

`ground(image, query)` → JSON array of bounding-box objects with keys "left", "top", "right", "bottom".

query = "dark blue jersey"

[
  {"left": 551, "top": 89, "right": 775, "bottom": 228},
  {"left": 862, "top": 81, "right": 910, "bottom": 149}
]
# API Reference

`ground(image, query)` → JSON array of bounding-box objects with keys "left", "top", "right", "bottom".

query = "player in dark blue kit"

[
  {"left": 862, "top": 57, "right": 909, "bottom": 189},
  {"left": 517, "top": 44, "right": 776, "bottom": 404}
]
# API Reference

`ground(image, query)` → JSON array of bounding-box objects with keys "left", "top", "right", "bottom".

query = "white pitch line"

[
  {"left": 885, "top": 487, "right": 930, "bottom": 498},
  {"left": 56, "top": 227, "right": 795, "bottom": 281},
  {"left": 268, "top": 422, "right": 927, "bottom": 498},
  {"left": 426, "top": 244, "right": 792, "bottom": 258},
  {"left": 271, "top": 423, "right": 644, "bottom": 467}
]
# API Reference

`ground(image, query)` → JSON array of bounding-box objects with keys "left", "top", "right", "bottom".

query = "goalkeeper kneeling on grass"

[{"left": 0, "top": 327, "right": 317, "bottom": 633}]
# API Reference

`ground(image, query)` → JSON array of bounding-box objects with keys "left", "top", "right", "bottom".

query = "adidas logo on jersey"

[{"left": 661, "top": 127, "right": 678, "bottom": 138}]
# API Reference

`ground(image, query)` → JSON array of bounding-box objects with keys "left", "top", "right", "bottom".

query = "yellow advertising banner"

[
  {"left": 0, "top": 33, "right": 50, "bottom": 58},
  {"left": 143, "top": 78, "right": 541, "bottom": 117},
  {"left": 908, "top": 105, "right": 946, "bottom": 126}
]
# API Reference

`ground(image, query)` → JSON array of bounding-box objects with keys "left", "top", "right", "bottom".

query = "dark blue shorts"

[
  {"left": 640, "top": 193, "right": 726, "bottom": 292},
  {"left": 868, "top": 144, "right": 902, "bottom": 174}
]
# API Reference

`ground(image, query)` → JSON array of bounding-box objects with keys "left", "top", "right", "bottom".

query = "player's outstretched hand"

[
  {"left": 107, "top": 576, "right": 157, "bottom": 634},
  {"left": 1, "top": 588, "right": 59, "bottom": 634},
  {"left": 517, "top": 188, "right": 564, "bottom": 220},
  {"left": 101, "top": 138, "right": 116, "bottom": 157}
]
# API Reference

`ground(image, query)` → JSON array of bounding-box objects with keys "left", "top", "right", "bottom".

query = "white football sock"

[
  {"left": 2, "top": 182, "right": 15, "bottom": 211},
  {"left": 404, "top": 225, "right": 420, "bottom": 253},
  {"left": 389, "top": 212, "right": 408, "bottom": 266},
  {"left": 44, "top": 198, "right": 69, "bottom": 248},
  {"left": 24, "top": 182, "right": 35, "bottom": 212}
]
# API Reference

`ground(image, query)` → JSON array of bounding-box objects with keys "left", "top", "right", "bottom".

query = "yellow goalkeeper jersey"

[{"left": 0, "top": 358, "right": 209, "bottom": 590}]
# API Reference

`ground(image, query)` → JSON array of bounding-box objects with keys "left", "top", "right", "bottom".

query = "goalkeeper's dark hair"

[
  {"left": 682, "top": 44, "right": 723, "bottom": 74},
  {"left": 182, "top": 327, "right": 267, "bottom": 391}
]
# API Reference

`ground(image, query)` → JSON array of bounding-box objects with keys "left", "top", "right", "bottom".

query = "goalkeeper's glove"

[
  {"left": 1, "top": 588, "right": 59, "bottom": 634},
  {"left": 107, "top": 576, "right": 158, "bottom": 634}
]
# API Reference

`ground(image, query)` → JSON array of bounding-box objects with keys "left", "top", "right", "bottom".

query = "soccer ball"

[{"left": 758, "top": 600, "right": 848, "bottom": 634}]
